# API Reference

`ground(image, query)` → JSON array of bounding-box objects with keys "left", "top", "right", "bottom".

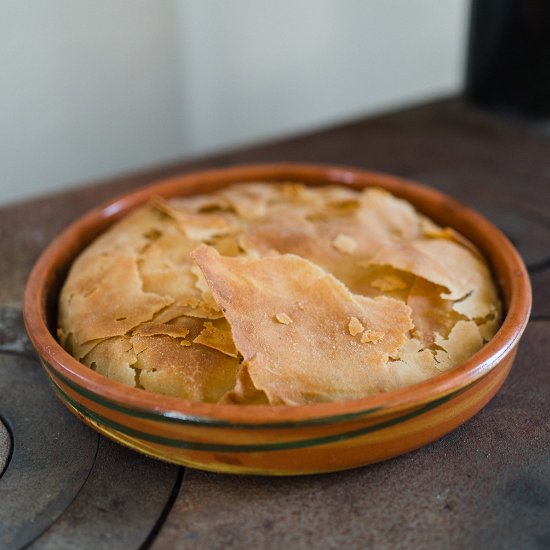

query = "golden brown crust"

[
  {"left": 191, "top": 245, "right": 414, "bottom": 404},
  {"left": 58, "top": 182, "right": 502, "bottom": 405}
]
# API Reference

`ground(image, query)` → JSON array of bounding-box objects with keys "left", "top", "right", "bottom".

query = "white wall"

[{"left": 0, "top": 0, "right": 469, "bottom": 206}]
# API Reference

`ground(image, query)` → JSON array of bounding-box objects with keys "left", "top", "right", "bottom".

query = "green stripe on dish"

[
  {"left": 42, "top": 361, "right": 384, "bottom": 428},
  {"left": 49, "top": 376, "right": 473, "bottom": 453}
]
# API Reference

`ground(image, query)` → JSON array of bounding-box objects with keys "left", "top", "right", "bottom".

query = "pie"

[{"left": 58, "top": 182, "right": 502, "bottom": 405}]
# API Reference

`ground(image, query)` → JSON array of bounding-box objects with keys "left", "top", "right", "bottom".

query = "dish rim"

[{"left": 23, "top": 162, "right": 532, "bottom": 426}]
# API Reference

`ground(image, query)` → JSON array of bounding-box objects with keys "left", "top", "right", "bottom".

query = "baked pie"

[{"left": 58, "top": 183, "right": 501, "bottom": 405}]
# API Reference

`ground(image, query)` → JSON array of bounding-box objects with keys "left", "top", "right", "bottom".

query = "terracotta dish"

[{"left": 24, "top": 164, "right": 531, "bottom": 475}]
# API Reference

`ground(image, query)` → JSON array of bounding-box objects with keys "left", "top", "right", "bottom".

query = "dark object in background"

[{"left": 465, "top": 0, "right": 550, "bottom": 117}]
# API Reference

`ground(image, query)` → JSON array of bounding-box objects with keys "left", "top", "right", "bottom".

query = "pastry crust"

[{"left": 58, "top": 183, "right": 502, "bottom": 404}]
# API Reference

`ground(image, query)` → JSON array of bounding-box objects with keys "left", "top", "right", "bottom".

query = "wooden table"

[{"left": 0, "top": 98, "right": 548, "bottom": 549}]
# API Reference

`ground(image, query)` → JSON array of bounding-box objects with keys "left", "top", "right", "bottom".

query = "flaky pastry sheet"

[
  {"left": 192, "top": 245, "right": 413, "bottom": 404},
  {"left": 58, "top": 182, "right": 502, "bottom": 405}
]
